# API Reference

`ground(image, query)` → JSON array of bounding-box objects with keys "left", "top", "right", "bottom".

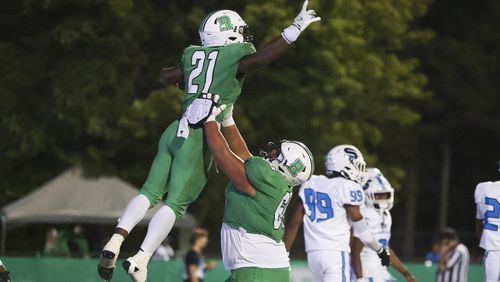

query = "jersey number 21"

[{"left": 187, "top": 50, "right": 219, "bottom": 94}]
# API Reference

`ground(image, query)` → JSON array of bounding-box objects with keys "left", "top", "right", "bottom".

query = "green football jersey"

[
  {"left": 181, "top": 43, "right": 256, "bottom": 114},
  {"left": 223, "top": 156, "right": 292, "bottom": 242}
]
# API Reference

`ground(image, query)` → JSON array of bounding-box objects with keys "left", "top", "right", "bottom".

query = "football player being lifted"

[
  {"left": 97, "top": 2, "right": 320, "bottom": 282},
  {"left": 200, "top": 94, "right": 314, "bottom": 281},
  {"left": 351, "top": 168, "right": 417, "bottom": 282},
  {"left": 284, "top": 145, "right": 391, "bottom": 282}
]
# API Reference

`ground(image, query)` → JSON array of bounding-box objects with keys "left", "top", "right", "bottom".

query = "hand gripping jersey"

[
  {"left": 181, "top": 43, "right": 256, "bottom": 115},
  {"left": 223, "top": 156, "right": 292, "bottom": 242},
  {"left": 299, "top": 175, "right": 365, "bottom": 252},
  {"left": 475, "top": 181, "right": 500, "bottom": 251}
]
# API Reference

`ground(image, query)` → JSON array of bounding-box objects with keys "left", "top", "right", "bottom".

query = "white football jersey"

[
  {"left": 475, "top": 181, "right": 500, "bottom": 251},
  {"left": 299, "top": 175, "right": 364, "bottom": 252},
  {"left": 355, "top": 206, "right": 392, "bottom": 264}
]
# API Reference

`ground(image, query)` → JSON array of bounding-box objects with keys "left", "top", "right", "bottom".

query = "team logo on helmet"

[
  {"left": 216, "top": 15, "right": 234, "bottom": 31},
  {"left": 344, "top": 147, "right": 358, "bottom": 161},
  {"left": 287, "top": 158, "right": 305, "bottom": 177}
]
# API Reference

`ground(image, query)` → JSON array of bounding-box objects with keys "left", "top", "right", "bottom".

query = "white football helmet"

[
  {"left": 363, "top": 168, "right": 394, "bottom": 211},
  {"left": 260, "top": 140, "right": 314, "bottom": 187},
  {"left": 325, "top": 145, "right": 366, "bottom": 183},
  {"left": 199, "top": 10, "right": 253, "bottom": 47}
]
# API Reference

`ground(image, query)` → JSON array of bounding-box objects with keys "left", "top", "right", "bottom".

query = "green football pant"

[
  {"left": 226, "top": 267, "right": 291, "bottom": 282},
  {"left": 140, "top": 120, "right": 211, "bottom": 218}
]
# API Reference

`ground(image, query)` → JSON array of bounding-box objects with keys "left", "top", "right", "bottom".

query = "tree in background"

[{"left": 0, "top": 0, "right": 433, "bottom": 256}]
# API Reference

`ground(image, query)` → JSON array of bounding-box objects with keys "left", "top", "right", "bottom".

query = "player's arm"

[
  {"left": 204, "top": 121, "right": 257, "bottom": 197},
  {"left": 389, "top": 247, "right": 417, "bottom": 282},
  {"left": 346, "top": 205, "right": 391, "bottom": 266},
  {"left": 475, "top": 202, "right": 484, "bottom": 240},
  {"left": 350, "top": 236, "right": 365, "bottom": 280},
  {"left": 284, "top": 189, "right": 305, "bottom": 251},
  {"left": 476, "top": 219, "right": 483, "bottom": 240},
  {"left": 220, "top": 106, "right": 252, "bottom": 161},
  {"left": 237, "top": 0, "right": 320, "bottom": 74},
  {"left": 159, "top": 64, "right": 183, "bottom": 85}
]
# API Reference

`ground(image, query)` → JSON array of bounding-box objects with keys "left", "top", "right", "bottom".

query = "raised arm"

[
  {"left": 238, "top": 0, "right": 320, "bottom": 74},
  {"left": 237, "top": 36, "right": 290, "bottom": 73},
  {"left": 159, "top": 64, "right": 183, "bottom": 85},
  {"left": 221, "top": 124, "right": 252, "bottom": 161},
  {"left": 284, "top": 190, "right": 305, "bottom": 251},
  {"left": 204, "top": 121, "right": 256, "bottom": 197},
  {"left": 220, "top": 106, "right": 252, "bottom": 160}
]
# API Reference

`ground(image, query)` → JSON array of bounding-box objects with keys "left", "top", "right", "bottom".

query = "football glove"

[
  {"left": 203, "top": 93, "right": 227, "bottom": 124},
  {"left": 282, "top": 0, "right": 321, "bottom": 44},
  {"left": 377, "top": 247, "right": 391, "bottom": 267}
]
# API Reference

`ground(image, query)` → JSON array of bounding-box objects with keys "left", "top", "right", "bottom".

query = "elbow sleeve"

[{"left": 352, "top": 220, "right": 382, "bottom": 252}]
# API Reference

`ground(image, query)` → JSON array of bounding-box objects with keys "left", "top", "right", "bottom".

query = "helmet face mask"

[
  {"left": 260, "top": 140, "right": 314, "bottom": 187},
  {"left": 199, "top": 10, "right": 253, "bottom": 47},
  {"left": 363, "top": 168, "right": 395, "bottom": 212}
]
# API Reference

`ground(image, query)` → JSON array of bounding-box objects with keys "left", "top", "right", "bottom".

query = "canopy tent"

[{"left": 0, "top": 167, "right": 196, "bottom": 254}]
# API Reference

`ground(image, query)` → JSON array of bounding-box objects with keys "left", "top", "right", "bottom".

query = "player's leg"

[
  {"left": 123, "top": 127, "right": 209, "bottom": 281},
  {"left": 307, "top": 251, "right": 325, "bottom": 282},
  {"left": 483, "top": 250, "right": 500, "bottom": 282},
  {"left": 97, "top": 121, "right": 177, "bottom": 281},
  {"left": 321, "top": 251, "right": 349, "bottom": 282}
]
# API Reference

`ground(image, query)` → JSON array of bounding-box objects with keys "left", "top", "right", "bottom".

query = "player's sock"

[
  {"left": 103, "top": 233, "right": 125, "bottom": 254},
  {"left": 116, "top": 194, "right": 151, "bottom": 232},
  {"left": 139, "top": 205, "right": 176, "bottom": 254}
]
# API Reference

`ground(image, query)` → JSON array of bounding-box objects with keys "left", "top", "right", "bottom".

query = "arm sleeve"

[
  {"left": 477, "top": 204, "right": 484, "bottom": 220},
  {"left": 475, "top": 185, "right": 484, "bottom": 219},
  {"left": 352, "top": 219, "right": 382, "bottom": 252},
  {"left": 445, "top": 249, "right": 462, "bottom": 268},
  {"left": 237, "top": 42, "right": 256, "bottom": 58}
]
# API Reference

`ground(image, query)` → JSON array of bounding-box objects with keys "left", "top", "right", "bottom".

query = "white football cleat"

[
  {"left": 97, "top": 234, "right": 124, "bottom": 281},
  {"left": 122, "top": 254, "right": 148, "bottom": 282}
]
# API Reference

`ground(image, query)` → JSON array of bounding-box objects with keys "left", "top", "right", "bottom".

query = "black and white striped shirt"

[{"left": 436, "top": 243, "right": 470, "bottom": 282}]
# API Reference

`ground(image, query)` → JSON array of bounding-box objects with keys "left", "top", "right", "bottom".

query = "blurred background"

[{"left": 1, "top": 0, "right": 499, "bottom": 281}]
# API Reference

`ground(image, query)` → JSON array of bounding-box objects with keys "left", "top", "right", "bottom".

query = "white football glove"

[
  {"left": 203, "top": 93, "right": 227, "bottom": 123},
  {"left": 282, "top": 0, "right": 321, "bottom": 44},
  {"left": 221, "top": 105, "right": 235, "bottom": 127}
]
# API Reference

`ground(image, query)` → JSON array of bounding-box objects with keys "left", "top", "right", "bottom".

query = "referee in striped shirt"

[{"left": 436, "top": 228, "right": 470, "bottom": 282}]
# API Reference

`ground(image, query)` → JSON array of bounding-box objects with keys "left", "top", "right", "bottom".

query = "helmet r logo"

[
  {"left": 216, "top": 15, "right": 234, "bottom": 31},
  {"left": 287, "top": 159, "right": 305, "bottom": 177}
]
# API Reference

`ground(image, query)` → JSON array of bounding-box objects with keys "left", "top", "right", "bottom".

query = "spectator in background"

[
  {"left": 43, "top": 227, "right": 69, "bottom": 257},
  {"left": 435, "top": 228, "right": 470, "bottom": 282},
  {"left": 0, "top": 259, "right": 12, "bottom": 282},
  {"left": 425, "top": 239, "right": 441, "bottom": 267},
  {"left": 184, "top": 228, "right": 216, "bottom": 282},
  {"left": 152, "top": 237, "right": 175, "bottom": 261},
  {"left": 68, "top": 225, "right": 89, "bottom": 258}
]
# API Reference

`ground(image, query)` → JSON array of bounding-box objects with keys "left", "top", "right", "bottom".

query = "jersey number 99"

[{"left": 304, "top": 188, "right": 334, "bottom": 223}]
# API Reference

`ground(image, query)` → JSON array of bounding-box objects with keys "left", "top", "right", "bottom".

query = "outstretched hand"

[
  {"left": 293, "top": 0, "right": 321, "bottom": 31},
  {"left": 282, "top": 0, "right": 321, "bottom": 43}
]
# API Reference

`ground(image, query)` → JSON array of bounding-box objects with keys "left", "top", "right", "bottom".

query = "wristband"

[{"left": 281, "top": 25, "right": 301, "bottom": 44}]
